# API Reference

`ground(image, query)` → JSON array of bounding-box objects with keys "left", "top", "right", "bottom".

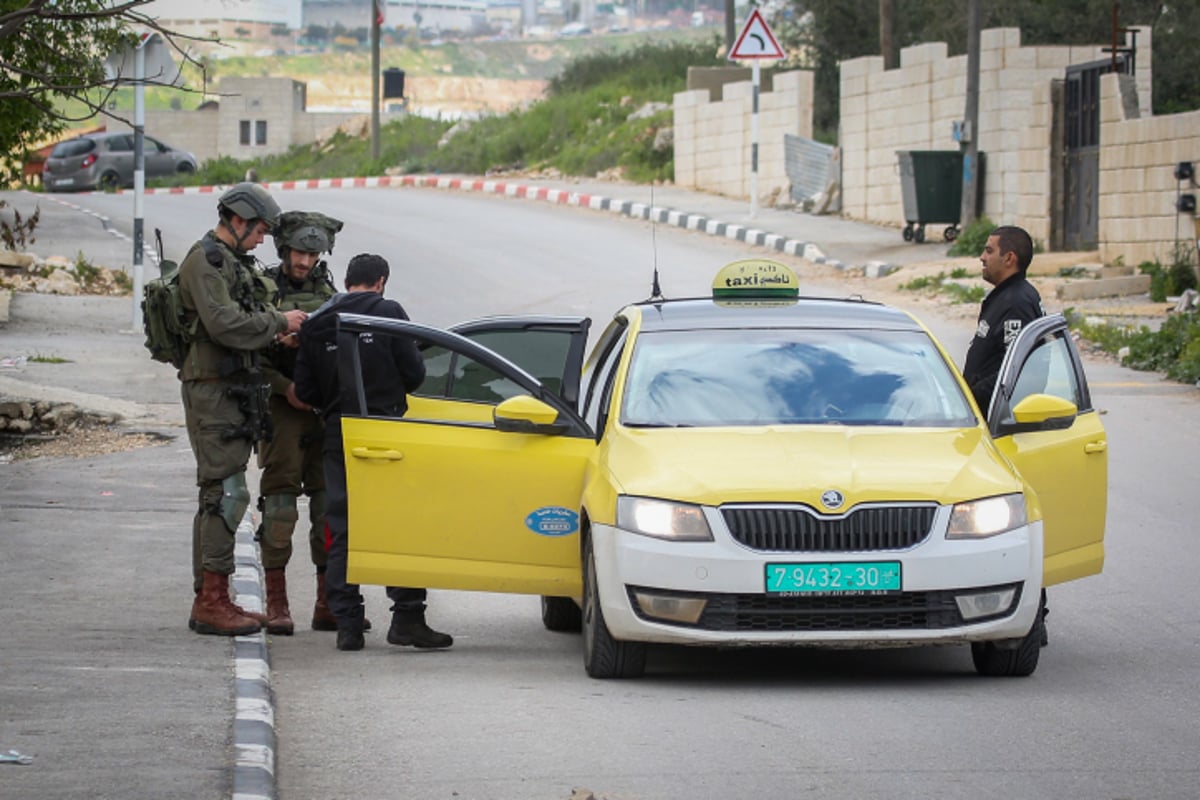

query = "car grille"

[
  {"left": 695, "top": 591, "right": 965, "bottom": 631},
  {"left": 721, "top": 504, "right": 937, "bottom": 552}
]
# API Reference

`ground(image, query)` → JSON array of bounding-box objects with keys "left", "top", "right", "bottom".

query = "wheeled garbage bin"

[{"left": 896, "top": 150, "right": 986, "bottom": 243}]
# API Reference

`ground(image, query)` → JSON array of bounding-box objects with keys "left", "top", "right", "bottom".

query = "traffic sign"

[{"left": 728, "top": 8, "right": 786, "bottom": 61}]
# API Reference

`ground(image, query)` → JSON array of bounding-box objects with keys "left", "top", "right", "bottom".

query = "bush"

[{"left": 946, "top": 215, "right": 994, "bottom": 257}]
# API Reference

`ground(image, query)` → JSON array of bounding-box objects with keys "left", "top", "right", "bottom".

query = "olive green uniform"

[
  {"left": 179, "top": 232, "right": 288, "bottom": 589},
  {"left": 257, "top": 264, "right": 337, "bottom": 571}
]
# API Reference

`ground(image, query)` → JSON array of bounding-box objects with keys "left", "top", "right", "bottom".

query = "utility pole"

[
  {"left": 960, "top": 0, "right": 981, "bottom": 228},
  {"left": 724, "top": 0, "right": 735, "bottom": 51},
  {"left": 371, "top": 0, "right": 382, "bottom": 160},
  {"left": 880, "top": 0, "right": 896, "bottom": 69}
]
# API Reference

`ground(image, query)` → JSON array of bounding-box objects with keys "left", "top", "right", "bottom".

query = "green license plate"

[{"left": 765, "top": 561, "right": 902, "bottom": 595}]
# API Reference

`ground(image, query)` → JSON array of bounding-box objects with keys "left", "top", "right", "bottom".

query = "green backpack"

[{"left": 141, "top": 229, "right": 192, "bottom": 368}]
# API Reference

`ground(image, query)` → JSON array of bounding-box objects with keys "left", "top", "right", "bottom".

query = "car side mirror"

[
  {"left": 1000, "top": 393, "right": 1078, "bottom": 434},
  {"left": 493, "top": 395, "right": 567, "bottom": 435}
]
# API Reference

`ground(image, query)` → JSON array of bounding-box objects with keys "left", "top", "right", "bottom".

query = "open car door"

[
  {"left": 337, "top": 314, "right": 595, "bottom": 597},
  {"left": 988, "top": 314, "right": 1108, "bottom": 586}
]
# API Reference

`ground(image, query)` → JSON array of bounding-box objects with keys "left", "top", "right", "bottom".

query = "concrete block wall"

[
  {"left": 673, "top": 69, "right": 813, "bottom": 200},
  {"left": 1098, "top": 72, "right": 1200, "bottom": 267},
  {"left": 111, "top": 112, "right": 222, "bottom": 166},
  {"left": 218, "top": 77, "right": 307, "bottom": 159},
  {"left": 839, "top": 27, "right": 1148, "bottom": 233}
]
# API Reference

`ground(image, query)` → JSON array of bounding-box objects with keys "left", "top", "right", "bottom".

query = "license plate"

[
  {"left": 54, "top": 178, "right": 74, "bottom": 186},
  {"left": 765, "top": 561, "right": 901, "bottom": 595}
]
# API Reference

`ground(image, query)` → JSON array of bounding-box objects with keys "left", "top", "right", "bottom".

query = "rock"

[
  {"left": 39, "top": 269, "right": 81, "bottom": 295},
  {"left": 1117, "top": 346, "right": 1131, "bottom": 361},
  {"left": 42, "top": 404, "right": 82, "bottom": 429},
  {"left": 628, "top": 101, "right": 669, "bottom": 121},
  {"left": 0, "top": 251, "right": 36, "bottom": 269},
  {"left": 652, "top": 126, "right": 673, "bottom": 152},
  {"left": 0, "top": 400, "right": 34, "bottom": 419},
  {"left": 5, "top": 418, "right": 32, "bottom": 433},
  {"left": 44, "top": 255, "right": 74, "bottom": 270}
]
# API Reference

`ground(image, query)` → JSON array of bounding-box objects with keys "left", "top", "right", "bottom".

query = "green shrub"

[
  {"left": 900, "top": 272, "right": 945, "bottom": 291},
  {"left": 943, "top": 283, "right": 985, "bottom": 304},
  {"left": 1125, "top": 311, "right": 1200, "bottom": 383},
  {"left": 946, "top": 215, "right": 995, "bottom": 257}
]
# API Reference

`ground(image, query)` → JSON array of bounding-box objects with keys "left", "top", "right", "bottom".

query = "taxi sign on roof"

[
  {"left": 712, "top": 258, "right": 799, "bottom": 299},
  {"left": 728, "top": 9, "right": 786, "bottom": 61}
]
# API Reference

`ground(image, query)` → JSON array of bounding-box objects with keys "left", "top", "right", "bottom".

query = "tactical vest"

[{"left": 263, "top": 262, "right": 336, "bottom": 380}]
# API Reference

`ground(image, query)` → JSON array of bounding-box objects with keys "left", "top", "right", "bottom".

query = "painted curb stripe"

[{"left": 232, "top": 514, "right": 274, "bottom": 800}]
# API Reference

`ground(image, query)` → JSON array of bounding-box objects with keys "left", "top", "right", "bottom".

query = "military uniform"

[
  {"left": 179, "top": 232, "right": 287, "bottom": 606},
  {"left": 257, "top": 264, "right": 335, "bottom": 577}
]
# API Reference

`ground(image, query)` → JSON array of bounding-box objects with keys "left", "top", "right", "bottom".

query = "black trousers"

[{"left": 323, "top": 422, "right": 427, "bottom": 629}]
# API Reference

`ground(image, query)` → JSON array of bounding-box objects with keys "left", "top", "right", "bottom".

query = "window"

[
  {"left": 1009, "top": 332, "right": 1081, "bottom": 411},
  {"left": 417, "top": 328, "right": 575, "bottom": 404},
  {"left": 239, "top": 120, "right": 268, "bottom": 146}
]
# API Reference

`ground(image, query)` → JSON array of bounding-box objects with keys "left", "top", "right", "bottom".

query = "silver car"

[{"left": 42, "top": 132, "right": 198, "bottom": 192}]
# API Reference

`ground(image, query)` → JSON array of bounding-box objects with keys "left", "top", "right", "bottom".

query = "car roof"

[{"left": 624, "top": 296, "right": 924, "bottom": 333}]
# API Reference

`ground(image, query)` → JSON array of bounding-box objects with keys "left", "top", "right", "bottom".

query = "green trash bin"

[{"left": 896, "top": 150, "right": 986, "bottom": 243}]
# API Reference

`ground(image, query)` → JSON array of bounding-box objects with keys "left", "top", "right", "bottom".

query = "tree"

[{"left": 0, "top": 0, "right": 198, "bottom": 183}]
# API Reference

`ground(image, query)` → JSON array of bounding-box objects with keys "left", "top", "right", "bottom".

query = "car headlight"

[
  {"left": 946, "top": 494, "right": 1027, "bottom": 539},
  {"left": 616, "top": 496, "right": 713, "bottom": 541}
]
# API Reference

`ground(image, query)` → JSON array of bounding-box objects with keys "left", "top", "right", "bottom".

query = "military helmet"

[
  {"left": 218, "top": 182, "right": 281, "bottom": 227},
  {"left": 274, "top": 211, "right": 344, "bottom": 256}
]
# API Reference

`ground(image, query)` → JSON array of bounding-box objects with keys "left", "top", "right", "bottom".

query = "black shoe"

[
  {"left": 336, "top": 627, "right": 365, "bottom": 651},
  {"left": 387, "top": 619, "right": 453, "bottom": 649}
]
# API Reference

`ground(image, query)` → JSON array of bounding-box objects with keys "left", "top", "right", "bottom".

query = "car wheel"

[
  {"left": 98, "top": 171, "right": 120, "bottom": 191},
  {"left": 582, "top": 535, "right": 645, "bottom": 679},
  {"left": 971, "top": 589, "right": 1046, "bottom": 677},
  {"left": 176, "top": 162, "right": 195, "bottom": 174},
  {"left": 541, "top": 596, "right": 582, "bottom": 632}
]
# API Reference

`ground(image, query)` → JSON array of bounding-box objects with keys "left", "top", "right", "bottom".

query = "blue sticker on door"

[{"left": 525, "top": 507, "right": 579, "bottom": 537}]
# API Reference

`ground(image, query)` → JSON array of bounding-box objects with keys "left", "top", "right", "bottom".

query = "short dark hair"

[
  {"left": 344, "top": 253, "right": 389, "bottom": 289},
  {"left": 991, "top": 225, "right": 1034, "bottom": 273}
]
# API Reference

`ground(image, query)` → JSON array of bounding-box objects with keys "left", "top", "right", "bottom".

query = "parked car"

[
  {"left": 335, "top": 258, "right": 1108, "bottom": 679},
  {"left": 42, "top": 132, "right": 197, "bottom": 192}
]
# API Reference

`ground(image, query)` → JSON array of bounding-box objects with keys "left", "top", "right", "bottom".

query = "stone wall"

[
  {"left": 838, "top": 27, "right": 1152, "bottom": 241},
  {"left": 673, "top": 69, "right": 814, "bottom": 201},
  {"left": 1098, "top": 73, "right": 1200, "bottom": 267}
]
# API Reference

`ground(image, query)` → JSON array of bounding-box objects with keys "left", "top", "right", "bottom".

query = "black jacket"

[
  {"left": 293, "top": 291, "right": 425, "bottom": 428},
  {"left": 963, "top": 273, "right": 1044, "bottom": 412}
]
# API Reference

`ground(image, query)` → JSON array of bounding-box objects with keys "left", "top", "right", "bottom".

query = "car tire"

[
  {"left": 98, "top": 171, "right": 120, "bottom": 191},
  {"left": 176, "top": 162, "right": 195, "bottom": 174},
  {"left": 582, "top": 535, "right": 645, "bottom": 679},
  {"left": 971, "top": 589, "right": 1046, "bottom": 677},
  {"left": 541, "top": 596, "right": 582, "bottom": 632}
]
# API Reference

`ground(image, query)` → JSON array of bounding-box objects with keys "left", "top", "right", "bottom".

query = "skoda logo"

[{"left": 820, "top": 490, "right": 845, "bottom": 510}]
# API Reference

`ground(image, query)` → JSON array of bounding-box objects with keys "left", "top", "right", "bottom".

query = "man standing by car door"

[
  {"left": 179, "top": 183, "right": 306, "bottom": 637},
  {"left": 292, "top": 253, "right": 452, "bottom": 652},
  {"left": 256, "top": 211, "right": 344, "bottom": 635},
  {"left": 963, "top": 225, "right": 1045, "bottom": 413}
]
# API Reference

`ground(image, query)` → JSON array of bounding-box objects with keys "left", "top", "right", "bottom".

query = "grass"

[{"left": 28, "top": 354, "right": 70, "bottom": 363}]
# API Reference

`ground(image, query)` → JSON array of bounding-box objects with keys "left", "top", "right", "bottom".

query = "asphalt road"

[{"left": 2, "top": 184, "right": 1198, "bottom": 800}]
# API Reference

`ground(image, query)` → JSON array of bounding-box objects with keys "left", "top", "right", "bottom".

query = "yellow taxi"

[{"left": 339, "top": 259, "right": 1107, "bottom": 678}]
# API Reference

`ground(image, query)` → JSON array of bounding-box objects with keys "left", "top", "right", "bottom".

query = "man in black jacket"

[
  {"left": 963, "top": 225, "right": 1045, "bottom": 414},
  {"left": 292, "top": 253, "right": 452, "bottom": 652}
]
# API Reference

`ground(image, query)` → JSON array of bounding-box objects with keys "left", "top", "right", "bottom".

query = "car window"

[
  {"left": 579, "top": 317, "right": 627, "bottom": 416},
  {"left": 582, "top": 328, "right": 627, "bottom": 432},
  {"left": 417, "top": 329, "right": 573, "bottom": 403},
  {"left": 51, "top": 139, "right": 95, "bottom": 158},
  {"left": 105, "top": 135, "right": 133, "bottom": 152},
  {"left": 1008, "top": 330, "right": 1081, "bottom": 410},
  {"left": 621, "top": 329, "right": 974, "bottom": 428}
]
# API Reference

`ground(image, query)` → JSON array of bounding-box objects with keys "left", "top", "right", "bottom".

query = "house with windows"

[{"left": 106, "top": 76, "right": 389, "bottom": 165}]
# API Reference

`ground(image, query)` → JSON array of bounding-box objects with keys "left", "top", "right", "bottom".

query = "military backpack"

[{"left": 141, "top": 229, "right": 193, "bottom": 369}]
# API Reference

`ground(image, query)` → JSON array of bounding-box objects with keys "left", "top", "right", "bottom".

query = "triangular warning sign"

[{"left": 728, "top": 8, "right": 786, "bottom": 61}]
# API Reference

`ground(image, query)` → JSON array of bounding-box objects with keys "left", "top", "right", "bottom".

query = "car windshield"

[{"left": 621, "top": 328, "right": 975, "bottom": 428}]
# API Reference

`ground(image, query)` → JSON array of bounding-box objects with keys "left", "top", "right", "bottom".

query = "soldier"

[
  {"left": 179, "top": 182, "right": 307, "bottom": 637},
  {"left": 257, "top": 211, "right": 345, "bottom": 635}
]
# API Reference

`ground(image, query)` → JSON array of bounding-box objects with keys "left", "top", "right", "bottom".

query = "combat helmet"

[
  {"left": 218, "top": 182, "right": 281, "bottom": 227},
  {"left": 274, "top": 211, "right": 344, "bottom": 257}
]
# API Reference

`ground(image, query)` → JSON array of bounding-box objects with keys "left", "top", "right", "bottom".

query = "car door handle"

[
  {"left": 1084, "top": 440, "right": 1107, "bottom": 454},
  {"left": 350, "top": 447, "right": 405, "bottom": 461}
]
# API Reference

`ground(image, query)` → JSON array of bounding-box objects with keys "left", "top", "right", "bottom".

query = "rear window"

[{"left": 51, "top": 139, "right": 96, "bottom": 158}]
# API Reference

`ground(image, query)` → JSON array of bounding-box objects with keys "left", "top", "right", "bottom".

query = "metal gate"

[{"left": 1063, "top": 54, "right": 1131, "bottom": 251}]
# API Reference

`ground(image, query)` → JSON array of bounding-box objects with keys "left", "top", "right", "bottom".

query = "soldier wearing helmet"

[
  {"left": 255, "top": 211, "right": 346, "bottom": 636},
  {"left": 177, "top": 182, "right": 307, "bottom": 637}
]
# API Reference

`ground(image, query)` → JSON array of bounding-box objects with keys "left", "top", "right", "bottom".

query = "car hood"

[{"left": 605, "top": 424, "right": 1023, "bottom": 508}]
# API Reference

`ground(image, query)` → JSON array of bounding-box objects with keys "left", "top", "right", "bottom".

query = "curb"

[
  {"left": 119, "top": 176, "right": 855, "bottom": 271},
  {"left": 231, "top": 515, "right": 276, "bottom": 800}
]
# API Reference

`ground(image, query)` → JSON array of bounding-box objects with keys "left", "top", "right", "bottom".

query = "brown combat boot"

[
  {"left": 312, "top": 572, "right": 338, "bottom": 631},
  {"left": 264, "top": 568, "right": 294, "bottom": 635},
  {"left": 312, "top": 572, "right": 370, "bottom": 631},
  {"left": 192, "top": 571, "right": 261, "bottom": 636}
]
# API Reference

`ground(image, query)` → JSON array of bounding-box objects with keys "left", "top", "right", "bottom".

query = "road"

[{"left": 3, "top": 186, "right": 1199, "bottom": 799}]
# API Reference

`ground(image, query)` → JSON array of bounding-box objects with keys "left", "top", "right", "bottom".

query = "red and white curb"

[
  {"left": 231, "top": 515, "right": 275, "bottom": 800},
  {"left": 119, "top": 176, "right": 844, "bottom": 268}
]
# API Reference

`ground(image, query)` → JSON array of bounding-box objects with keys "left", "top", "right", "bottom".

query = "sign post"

[
  {"left": 104, "top": 33, "right": 182, "bottom": 332},
  {"left": 728, "top": 8, "right": 786, "bottom": 219}
]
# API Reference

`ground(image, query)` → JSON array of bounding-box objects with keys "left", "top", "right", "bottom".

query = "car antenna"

[{"left": 647, "top": 184, "right": 665, "bottom": 302}]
